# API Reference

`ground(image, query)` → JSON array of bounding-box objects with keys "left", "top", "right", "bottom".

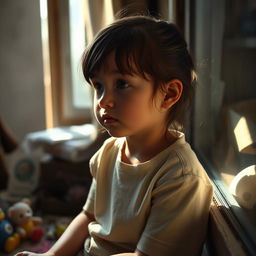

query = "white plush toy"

[{"left": 8, "top": 198, "right": 43, "bottom": 242}]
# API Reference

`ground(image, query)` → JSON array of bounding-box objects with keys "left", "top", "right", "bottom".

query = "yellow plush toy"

[{"left": 8, "top": 199, "right": 44, "bottom": 242}]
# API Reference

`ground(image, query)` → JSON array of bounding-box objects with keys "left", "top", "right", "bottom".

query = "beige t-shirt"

[{"left": 83, "top": 132, "right": 213, "bottom": 256}]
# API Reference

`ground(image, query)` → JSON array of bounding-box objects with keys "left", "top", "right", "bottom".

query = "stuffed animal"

[
  {"left": 0, "top": 208, "right": 20, "bottom": 253},
  {"left": 8, "top": 199, "right": 44, "bottom": 242},
  {"left": 46, "top": 218, "right": 69, "bottom": 240}
]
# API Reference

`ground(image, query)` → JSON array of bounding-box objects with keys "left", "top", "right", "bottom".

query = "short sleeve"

[
  {"left": 83, "top": 178, "right": 96, "bottom": 214},
  {"left": 137, "top": 174, "right": 213, "bottom": 256}
]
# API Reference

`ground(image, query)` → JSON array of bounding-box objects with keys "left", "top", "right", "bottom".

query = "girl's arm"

[
  {"left": 112, "top": 250, "right": 147, "bottom": 256},
  {"left": 15, "top": 211, "right": 94, "bottom": 256},
  {"left": 48, "top": 211, "right": 94, "bottom": 256}
]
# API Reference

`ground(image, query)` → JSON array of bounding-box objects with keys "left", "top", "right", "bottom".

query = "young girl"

[{"left": 16, "top": 15, "right": 213, "bottom": 256}]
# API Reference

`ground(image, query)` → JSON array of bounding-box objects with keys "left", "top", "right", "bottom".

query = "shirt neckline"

[{"left": 116, "top": 130, "right": 185, "bottom": 167}]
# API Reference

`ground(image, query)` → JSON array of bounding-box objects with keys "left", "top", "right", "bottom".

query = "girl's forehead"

[
  {"left": 93, "top": 52, "right": 126, "bottom": 77},
  {"left": 91, "top": 51, "right": 151, "bottom": 81},
  {"left": 98, "top": 52, "right": 117, "bottom": 74}
]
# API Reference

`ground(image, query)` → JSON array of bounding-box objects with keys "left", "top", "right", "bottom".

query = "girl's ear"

[{"left": 161, "top": 79, "right": 183, "bottom": 110}]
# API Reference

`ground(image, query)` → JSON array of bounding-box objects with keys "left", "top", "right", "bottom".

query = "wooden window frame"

[{"left": 46, "top": 0, "right": 92, "bottom": 127}]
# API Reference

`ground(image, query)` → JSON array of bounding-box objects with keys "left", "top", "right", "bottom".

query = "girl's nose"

[{"left": 97, "top": 90, "right": 114, "bottom": 109}]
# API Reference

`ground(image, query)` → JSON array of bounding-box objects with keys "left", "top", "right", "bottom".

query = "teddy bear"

[
  {"left": 8, "top": 199, "right": 44, "bottom": 242},
  {"left": 0, "top": 208, "right": 20, "bottom": 253}
]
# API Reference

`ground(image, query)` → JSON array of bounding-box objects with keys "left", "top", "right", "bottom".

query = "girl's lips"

[
  {"left": 101, "top": 114, "right": 118, "bottom": 124},
  {"left": 103, "top": 118, "right": 118, "bottom": 124}
]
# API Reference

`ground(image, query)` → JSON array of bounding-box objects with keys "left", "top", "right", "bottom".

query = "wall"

[{"left": 0, "top": 0, "right": 45, "bottom": 143}]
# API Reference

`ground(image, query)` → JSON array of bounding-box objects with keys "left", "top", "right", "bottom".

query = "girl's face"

[{"left": 89, "top": 53, "right": 167, "bottom": 138}]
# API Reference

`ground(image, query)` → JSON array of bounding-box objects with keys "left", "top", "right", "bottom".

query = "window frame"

[
  {"left": 198, "top": 151, "right": 256, "bottom": 255},
  {"left": 185, "top": 0, "right": 256, "bottom": 255},
  {"left": 46, "top": 0, "right": 92, "bottom": 127}
]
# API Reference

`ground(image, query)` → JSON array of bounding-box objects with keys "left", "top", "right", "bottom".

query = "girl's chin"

[
  {"left": 103, "top": 126, "right": 128, "bottom": 138},
  {"left": 105, "top": 130, "right": 126, "bottom": 138}
]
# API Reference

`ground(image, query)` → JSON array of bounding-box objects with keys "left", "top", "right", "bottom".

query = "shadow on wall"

[{"left": 0, "top": 117, "right": 18, "bottom": 190}]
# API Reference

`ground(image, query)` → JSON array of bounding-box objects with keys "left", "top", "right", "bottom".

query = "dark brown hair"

[{"left": 82, "top": 15, "right": 196, "bottom": 129}]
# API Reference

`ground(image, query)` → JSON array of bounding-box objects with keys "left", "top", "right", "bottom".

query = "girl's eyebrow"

[
  {"left": 111, "top": 68, "right": 121, "bottom": 74},
  {"left": 89, "top": 69, "right": 125, "bottom": 80},
  {"left": 102, "top": 68, "right": 121, "bottom": 75}
]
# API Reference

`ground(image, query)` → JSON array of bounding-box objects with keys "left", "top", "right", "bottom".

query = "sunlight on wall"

[{"left": 234, "top": 116, "right": 255, "bottom": 154}]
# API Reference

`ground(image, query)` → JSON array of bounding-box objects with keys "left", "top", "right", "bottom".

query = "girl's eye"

[
  {"left": 93, "top": 82, "right": 103, "bottom": 92},
  {"left": 116, "top": 79, "right": 130, "bottom": 89}
]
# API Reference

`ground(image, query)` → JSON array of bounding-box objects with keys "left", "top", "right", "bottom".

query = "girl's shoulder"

[
  {"left": 158, "top": 131, "right": 212, "bottom": 185},
  {"left": 102, "top": 136, "right": 125, "bottom": 151},
  {"left": 90, "top": 136, "right": 124, "bottom": 163}
]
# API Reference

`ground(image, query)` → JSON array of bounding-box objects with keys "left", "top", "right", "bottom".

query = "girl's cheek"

[
  {"left": 122, "top": 103, "right": 143, "bottom": 120},
  {"left": 93, "top": 104, "right": 100, "bottom": 118}
]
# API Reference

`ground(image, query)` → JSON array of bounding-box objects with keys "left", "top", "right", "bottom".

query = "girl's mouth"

[
  {"left": 103, "top": 118, "right": 118, "bottom": 124},
  {"left": 101, "top": 114, "right": 118, "bottom": 124}
]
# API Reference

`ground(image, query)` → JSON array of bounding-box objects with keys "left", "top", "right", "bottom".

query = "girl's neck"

[{"left": 121, "top": 127, "right": 176, "bottom": 164}]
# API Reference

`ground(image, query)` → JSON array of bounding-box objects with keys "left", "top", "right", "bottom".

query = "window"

[
  {"left": 68, "top": 0, "right": 92, "bottom": 110},
  {"left": 189, "top": 0, "right": 256, "bottom": 254},
  {"left": 40, "top": 0, "right": 170, "bottom": 128},
  {"left": 40, "top": 0, "right": 92, "bottom": 128}
]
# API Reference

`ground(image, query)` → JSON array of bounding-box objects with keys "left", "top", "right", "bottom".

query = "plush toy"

[
  {"left": 0, "top": 208, "right": 20, "bottom": 253},
  {"left": 8, "top": 199, "right": 44, "bottom": 242},
  {"left": 46, "top": 218, "right": 69, "bottom": 240}
]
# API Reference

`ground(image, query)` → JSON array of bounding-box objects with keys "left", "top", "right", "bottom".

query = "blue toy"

[{"left": 0, "top": 208, "right": 20, "bottom": 253}]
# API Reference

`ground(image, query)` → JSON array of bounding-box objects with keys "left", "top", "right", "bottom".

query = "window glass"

[
  {"left": 192, "top": 0, "right": 256, "bottom": 250},
  {"left": 40, "top": 0, "right": 92, "bottom": 126},
  {"left": 69, "top": 0, "right": 92, "bottom": 109}
]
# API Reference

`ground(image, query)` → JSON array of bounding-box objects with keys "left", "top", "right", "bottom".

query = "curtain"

[{"left": 84, "top": 0, "right": 148, "bottom": 43}]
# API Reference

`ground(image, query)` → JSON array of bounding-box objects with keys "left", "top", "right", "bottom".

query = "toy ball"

[{"left": 55, "top": 224, "right": 67, "bottom": 238}]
